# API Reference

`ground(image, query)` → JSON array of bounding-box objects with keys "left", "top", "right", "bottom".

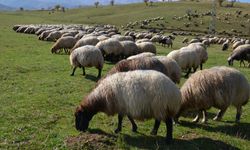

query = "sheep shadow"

[
  {"left": 85, "top": 74, "right": 99, "bottom": 82},
  {"left": 122, "top": 134, "right": 240, "bottom": 150},
  {"left": 179, "top": 120, "right": 250, "bottom": 140},
  {"left": 87, "top": 128, "right": 117, "bottom": 138}
]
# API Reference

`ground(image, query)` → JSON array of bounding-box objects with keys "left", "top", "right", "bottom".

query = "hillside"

[
  {"left": 0, "top": 3, "right": 14, "bottom": 11},
  {"left": 0, "top": 1, "right": 250, "bottom": 149}
]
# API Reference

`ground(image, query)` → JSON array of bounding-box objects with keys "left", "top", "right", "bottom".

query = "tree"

[
  {"left": 110, "top": 0, "right": 115, "bottom": 6},
  {"left": 217, "top": 0, "right": 225, "bottom": 7},
  {"left": 20, "top": 7, "right": 24, "bottom": 11},
  {"left": 150, "top": 1, "right": 153, "bottom": 6},
  {"left": 94, "top": 1, "right": 99, "bottom": 8},
  {"left": 144, "top": 0, "right": 149, "bottom": 6},
  {"left": 54, "top": 4, "right": 61, "bottom": 11}
]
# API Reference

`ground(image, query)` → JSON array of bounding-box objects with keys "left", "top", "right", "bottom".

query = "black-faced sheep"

[
  {"left": 228, "top": 44, "right": 250, "bottom": 67},
  {"left": 176, "top": 66, "right": 249, "bottom": 123},
  {"left": 70, "top": 45, "right": 104, "bottom": 78},
  {"left": 75, "top": 70, "right": 181, "bottom": 143}
]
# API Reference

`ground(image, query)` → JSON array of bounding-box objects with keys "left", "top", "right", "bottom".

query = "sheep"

[
  {"left": 96, "top": 38, "right": 124, "bottom": 62},
  {"left": 75, "top": 70, "right": 182, "bottom": 143},
  {"left": 45, "top": 31, "right": 63, "bottom": 42},
  {"left": 159, "top": 37, "right": 173, "bottom": 48},
  {"left": 176, "top": 66, "right": 249, "bottom": 123},
  {"left": 187, "top": 43, "right": 208, "bottom": 70},
  {"left": 111, "top": 35, "right": 134, "bottom": 41},
  {"left": 228, "top": 44, "right": 250, "bottom": 67},
  {"left": 71, "top": 36, "right": 99, "bottom": 52},
  {"left": 127, "top": 52, "right": 155, "bottom": 60},
  {"left": 120, "top": 41, "right": 139, "bottom": 58},
  {"left": 232, "top": 41, "right": 244, "bottom": 50},
  {"left": 182, "top": 37, "right": 189, "bottom": 44},
  {"left": 69, "top": 45, "right": 104, "bottom": 78},
  {"left": 154, "top": 56, "right": 181, "bottom": 84},
  {"left": 136, "top": 42, "right": 156, "bottom": 54},
  {"left": 167, "top": 48, "right": 200, "bottom": 78},
  {"left": 136, "top": 39, "right": 151, "bottom": 44},
  {"left": 245, "top": 40, "right": 250, "bottom": 44},
  {"left": 51, "top": 36, "right": 79, "bottom": 54},
  {"left": 222, "top": 40, "right": 229, "bottom": 51}
]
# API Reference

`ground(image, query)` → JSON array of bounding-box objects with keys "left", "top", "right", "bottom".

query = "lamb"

[
  {"left": 167, "top": 48, "right": 200, "bottom": 78},
  {"left": 120, "top": 41, "right": 139, "bottom": 58},
  {"left": 136, "top": 42, "right": 156, "bottom": 54},
  {"left": 228, "top": 44, "right": 250, "bottom": 67},
  {"left": 176, "top": 66, "right": 249, "bottom": 123},
  {"left": 69, "top": 45, "right": 104, "bottom": 78},
  {"left": 71, "top": 36, "right": 99, "bottom": 52},
  {"left": 75, "top": 70, "right": 182, "bottom": 143},
  {"left": 127, "top": 52, "right": 155, "bottom": 60},
  {"left": 51, "top": 36, "right": 79, "bottom": 54},
  {"left": 154, "top": 56, "right": 181, "bottom": 84},
  {"left": 96, "top": 38, "right": 124, "bottom": 62}
]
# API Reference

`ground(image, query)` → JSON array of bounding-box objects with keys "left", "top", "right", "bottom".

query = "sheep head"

[
  {"left": 227, "top": 57, "right": 233, "bottom": 66},
  {"left": 75, "top": 105, "right": 94, "bottom": 132}
]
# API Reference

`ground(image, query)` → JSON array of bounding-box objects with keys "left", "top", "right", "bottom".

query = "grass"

[{"left": 0, "top": 1, "right": 250, "bottom": 149}]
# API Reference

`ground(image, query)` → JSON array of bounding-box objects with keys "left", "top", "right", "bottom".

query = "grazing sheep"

[
  {"left": 112, "top": 35, "right": 134, "bottom": 41},
  {"left": 154, "top": 56, "right": 181, "bottom": 84},
  {"left": 232, "top": 41, "right": 244, "bottom": 50},
  {"left": 96, "top": 38, "right": 124, "bottom": 62},
  {"left": 222, "top": 40, "right": 229, "bottom": 51},
  {"left": 70, "top": 45, "right": 104, "bottom": 78},
  {"left": 75, "top": 70, "right": 182, "bottom": 143},
  {"left": 167, "top": 48, "right": 200, "bottom": 78},
  {"left": 136, "top": 42, "right": 156, "bottom": 54},
  {"left": 51, "top": 36, "right": 80, "bottom": 54},
  {"left": 127, "top": 52, "right": 155, "bottom": 60},
  {"left": 228, "top": 44, "right": 250, "bottom": 67},
  {"left": 177, "top": 66, "right": 249, "bottom": 123},
  {"left": 45, "top": 31, "right": 63, "bottom": 42},
  {"left": 182, "top": 37, "right": 189, "bottom": 44},
  {"left": 187, "top": 43, "right": 208, "bottom": 70},
  {"left": 189, "top": 39, "right": 200, "bottom": 44},
  {"left": 245, "top": 40, "right": 250, "bottom": 44},
  {"left": 120, "top": 41, "right": 139, "bottom": 58},
  {"left": 71, "top": 36, "right": 99, "bottom": 52},
  {"left": 159, "top": 37, "right": 173, "bottom": 48},
  {"left": 136, "top": 39, "right": 151, "bottom": 44}
]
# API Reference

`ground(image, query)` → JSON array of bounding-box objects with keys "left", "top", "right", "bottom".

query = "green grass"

[{"left": 0, "top": 1, "right": 250, "bottom": 149}]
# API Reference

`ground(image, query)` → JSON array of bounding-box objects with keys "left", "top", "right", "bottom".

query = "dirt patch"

[{"left": 66, "top": 131, "right": 117, "bottom": 150}]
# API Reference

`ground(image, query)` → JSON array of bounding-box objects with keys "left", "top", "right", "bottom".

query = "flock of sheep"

[{"left": 13, "top": 24, "right": 250, "bottom": 143}]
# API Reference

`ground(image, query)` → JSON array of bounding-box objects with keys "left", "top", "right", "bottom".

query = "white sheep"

[
  {"left": 127, "top": 52, "right": 155, "bottom": 60},
  {"left": 71, "top": 36, "right": 99, "bottom": 52},
  {"left": 69, "top": 45, "right": 104, "bottom": 78},
  {"left": 167, "top": 48, "right": 200, "bottom": 78},
  {"left": 75, "top": 70, "right": 182, "bottom": 143},
  {"left": 51, "top": 36, "right": 79, "bottom": 54},
  {"left": 136, "top": 42, "right": 156, "bottom": 54},
  {"left": 120, "top": 41, "right": 139, "bottom": 58},
  {"left": 96, "top": 38, "right": 124, "bottom": 61},
  {"left": 187, "top": 43, "right": 208, "bottom": 70},
  {"left": 177, "top": 66, "right": 249, "bottom": 123},
  {"left": 154, "top": 56, "right": 181, "bottom": 84}
]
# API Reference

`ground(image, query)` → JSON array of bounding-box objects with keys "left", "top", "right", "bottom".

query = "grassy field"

[{"left": 0, "top": 1, "right": 250, "bottom": 149}]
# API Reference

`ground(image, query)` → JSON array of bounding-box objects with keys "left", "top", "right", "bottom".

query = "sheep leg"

[
  {"left": 97, "top": 68, "right": 102, "bottom": 78},
  {"left": 70, "top": 67, "right": 77, "bottom": 76},
  {"left": 192, "top": 110, "right": 202, "bottom": 123},
  {"left": 82, "top": 67, "right": 85, "bottom": 76},
  {"left": 200, "top": 63, "right": 203, "bottom": 70},
  {"left": 184, "top": 68, "right": 191, "bottom": 78},
  {"left": 213, "top": 108, "right": 227, "bottom": 121},
  {"left": 235, "top": 106, "right": 242, "bottom": 123},
  {"left": 115, "top": 114, "right": 123, "bottom": 133},
  {"left": 127, "top": 115, "right": 137, "bottom": 132},
  {"left": 150, "top": 119, "right": 161, "bottom": 135},
  {"left": 165, "top": 117, "right": 173, "bottom": 144},
  {"left": 201, "top": 110, "right": 208, "bottom": 123}
]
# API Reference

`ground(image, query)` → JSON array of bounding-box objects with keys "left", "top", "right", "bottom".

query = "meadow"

[{"left": 0, "top": 1, "right": 250, "bottom": 149}]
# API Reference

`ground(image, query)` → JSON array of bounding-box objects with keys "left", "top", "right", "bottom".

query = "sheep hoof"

[
  {"left": 70, "top": 74, "right": 74, "bottom": 76},
  {"left": 132, "top": 127, "right": 137, "bottom": 133},
  {"left": 114, "top": 128, "right": 121, "bottom": 133},
  {"left": 201, "top": 120, "right": 207, "bottom": 124},
  {"left": 150, "top": 130, "right": 157, "bottom": 135}
]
